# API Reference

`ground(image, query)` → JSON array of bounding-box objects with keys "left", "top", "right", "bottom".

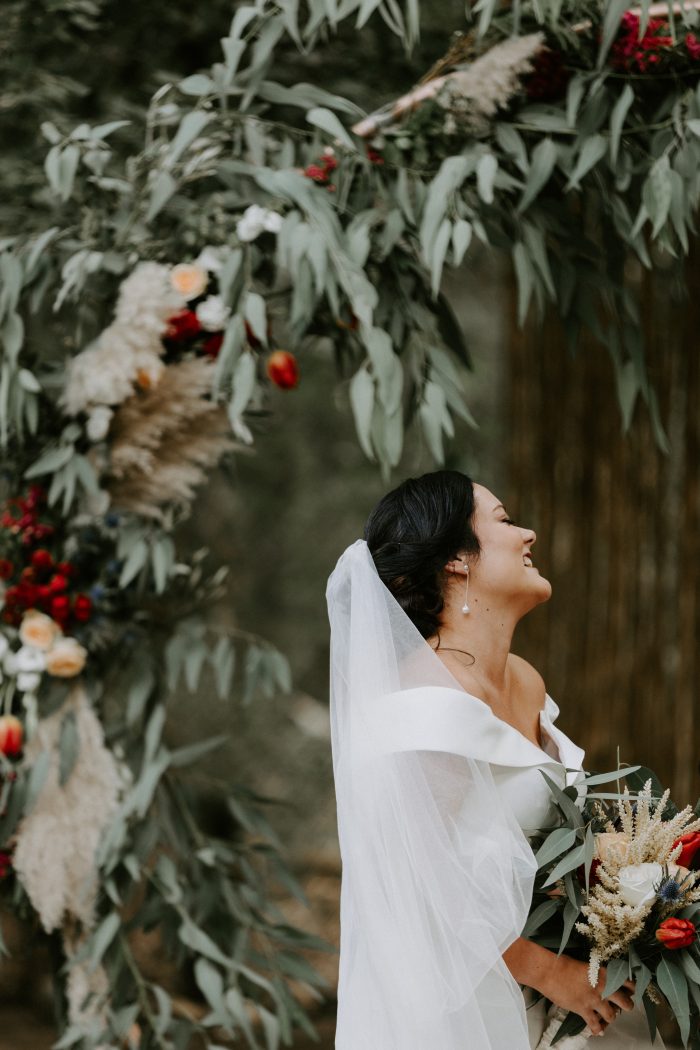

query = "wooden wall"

[{"left": 506, "top": 249, "right": 700, "bottom": 807}]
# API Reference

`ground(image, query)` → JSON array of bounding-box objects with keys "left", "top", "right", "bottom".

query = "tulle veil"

[{"left": 326, "top": 537, "right": 539, "bottom": 1049}]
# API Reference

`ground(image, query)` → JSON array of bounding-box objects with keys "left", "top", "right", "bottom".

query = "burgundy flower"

[
  {"left": 202, "top": 333, "right": 224, "bottom": 358},
  {"left": 164, "top": 309, "right": 202, "bottom": 342}
]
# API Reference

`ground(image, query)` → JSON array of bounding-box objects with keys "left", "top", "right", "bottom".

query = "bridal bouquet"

[{"left": 525, "top": 765, "right": 700, "bottom": 1048}]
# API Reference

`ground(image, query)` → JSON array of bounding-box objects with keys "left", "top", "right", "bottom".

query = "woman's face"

[{"left": 464, "top": 483, "right": 552, "bottom": 611}]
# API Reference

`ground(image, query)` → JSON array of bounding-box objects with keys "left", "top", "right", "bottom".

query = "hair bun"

[{"left": 363, "top": 470, "right": 480, "bottom": 639}]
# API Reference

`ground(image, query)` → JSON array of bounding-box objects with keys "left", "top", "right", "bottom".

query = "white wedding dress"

[
  {"left": 327, "top": 538, "right": 667, "bottom": 1050},
  {"left": 484, "top": 690, "right": 666, "bottom": 1049}
]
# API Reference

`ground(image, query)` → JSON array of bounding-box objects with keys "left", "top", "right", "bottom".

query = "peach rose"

[
  {"left": 170, "top": 263, "right": 208, "bottom": 301},
  {"left": 19, "top": 610, "right": 62, "bottom": 651},
  {"left": 45, "top": 637, "right": 87, "bottom": 677},
  {"left": 595, "top": 831, "right": 631, "bottom": 866}
]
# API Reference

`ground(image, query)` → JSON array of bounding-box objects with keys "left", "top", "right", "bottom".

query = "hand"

[{"left": 539, "top": 955, "right": 635, "bottom": 1037}]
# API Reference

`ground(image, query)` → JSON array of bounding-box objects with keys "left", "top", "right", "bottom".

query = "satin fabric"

[{"left": 327, "top": 539, "right": 540, "bottom": 1050}]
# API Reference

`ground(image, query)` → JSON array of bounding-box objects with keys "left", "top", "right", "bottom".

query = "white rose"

[
  {"left": 262, "top": 211, "right": 282, "bottom": 233},
  {"left": 14, "top": 645, "right": 47, "bottom": 673},
  {"left": 19, "top": 610, "right": 61, "bottom": 651},
  {"left": 86, "top": 405, "right": 113, "bottom": 442},
  {"left": 618, "top": 863, "right": 663, "bottom": 907},
  {"left": 194, "top": 246, "right": 224, "bottom": 273},
  {"left": 236, "top": 205, "right": 267, "bottom": 243},
  {"left": 45, "top": 637, "right": 87, "bottom": 678},
  {"left": 195, "top": 295, "right": 230, "bottom": 332},
  {"left": 17, "top": 671, "right": 42, "bottom": 693}
]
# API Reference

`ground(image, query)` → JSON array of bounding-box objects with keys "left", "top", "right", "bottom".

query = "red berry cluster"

[
  {"left": 0, "top": 484, "right": 54, "bottom": 547},
  {"left": 163, "top": 310, "right": 224, "bottom": 359},
  {"left": 611, "top": 12, "right": 675, "bottom": 72},
  {"left": 304, "top": 150, "right": 338, "bottom": 190},
  {"left": 0, "top": 486, "right": 92, "bottom": 629}
]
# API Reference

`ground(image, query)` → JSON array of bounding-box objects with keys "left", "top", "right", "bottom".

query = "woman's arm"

[{"left": 502, "top": 937, "right": 636, "bottom": 1037}]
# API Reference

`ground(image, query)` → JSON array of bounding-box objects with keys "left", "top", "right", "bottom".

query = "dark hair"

[{"left": 363, "top": 470, "right": 481, "bottom": 641}]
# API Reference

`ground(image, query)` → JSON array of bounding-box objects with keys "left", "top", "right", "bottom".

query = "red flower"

[
  {"left": 266, "top": 350, "right": 300, "bottom": 390},
  {"left": 48, "top": 573, "right": 68, "bottom": 594},
  {"left": 304, "top": 164, "right": 326, "bottom": 182},
  {"left": 164, "top": 309, "right": 202, "bottom": 342},
  {"left": 50, "top": 595, "right": 70, "bottom": 623},
  {"left": 16, "top": 583, "right": 38, "bottom": 608},
  {"left": 576, "top": 858, "right": 602, "bottom": 889},
  {"left": 366, "top": 147, "right": 384, "bottom": 164},
  {"left": 611, "top": 12, "right": 675, "bottom": 72},
  {"left": 304, "top": 151, "right": 338, "bottom": 187},
  {"left": 202, "top": 332, "right": 224, "bottom": 358},
  {"left": 672, "top": 832, "right": 700, "bottom": 868},
  {"left": 30, "top": 549, "right": 53, "bottom": 572},
  {"left": 0, "top": 852, "right": 13, "bottom": 878},
  {"left": 656, "top": 917, "right": 697, "bottom": 950},
  {"left": 0, "top": 560, "right": 13, "bottom": 580},
  {"left": 56, "top": 561, "right": 74, "bottom": 578},
  {"left": 73, "top": 594, "right": 92, "bottom": 623},
  {"left": 0, "top": 716, "right": 23, "bottom": 758},
  {"left": 19, "top": 567, "right": 35, "bottom": 583},
  {"left": 687, "top": 33, "right": 700, "bottom": 60}
]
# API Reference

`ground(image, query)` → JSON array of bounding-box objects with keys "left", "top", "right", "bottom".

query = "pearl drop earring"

[{"left": 461, "top": 563, "right": 470, "bottom": 614}]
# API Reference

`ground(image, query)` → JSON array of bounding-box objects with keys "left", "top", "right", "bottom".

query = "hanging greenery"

[{"left": 1, "top": 1, "right": 699, "bottom": 1047}]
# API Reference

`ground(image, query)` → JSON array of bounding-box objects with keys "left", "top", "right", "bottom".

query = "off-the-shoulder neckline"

[{"left": 452, "top": 687, "right": 559, "bottom": 761}]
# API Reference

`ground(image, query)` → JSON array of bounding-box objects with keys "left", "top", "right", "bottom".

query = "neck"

[{"left": 430, "top": 593, "right": 521, "bottom": 705}]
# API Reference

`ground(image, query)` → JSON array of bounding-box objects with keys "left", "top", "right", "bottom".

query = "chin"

[{"left": 534, "top": 575, "right": 553, "bottom": 602}]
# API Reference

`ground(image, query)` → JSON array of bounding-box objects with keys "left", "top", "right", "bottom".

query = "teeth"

[{"left": 523, "top": 556, "right": 533, "bottom": 566}]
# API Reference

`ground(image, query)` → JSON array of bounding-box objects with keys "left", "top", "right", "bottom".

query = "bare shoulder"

[{"left": 507, "top": 653, "right": 546, "bottom": 711}]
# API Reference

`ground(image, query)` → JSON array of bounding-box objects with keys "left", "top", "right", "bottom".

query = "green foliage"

[{"left": 4, "top": 1, "right": 700, "bottom": 1045}]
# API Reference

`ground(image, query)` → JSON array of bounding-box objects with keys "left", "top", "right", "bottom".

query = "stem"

[{"left": 119, "top": 932, "right": 170, "bottom": 1050}]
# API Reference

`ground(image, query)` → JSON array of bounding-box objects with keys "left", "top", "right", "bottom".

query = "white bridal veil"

[{"left": 326, "top": 538, "right": 539, "bottom": 1049}]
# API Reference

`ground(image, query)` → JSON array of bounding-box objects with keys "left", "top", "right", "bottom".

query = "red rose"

[
  {"left": 656, "top": 917, "right": 697, "bottom": 950},
  {"left": 30, "top": 549, "right": 53, "bottom": 572},
  {"left": 0, "top": 560, "right": 13, "bottom": 580},
  {"left": 0, "top": 716, "right": 23, "bottom": 758},
  {"left": 56, "top": 561, "right": 74, "bottom": 578},
  {"left": 50, "top": 595, "right": 70, "bottom": 622},
  {"left": 672, "top": 831, "right": 700, "bottom": 868},
  {"left": 202, "top": 332, "right": 224, "bottom": 358},
  {"left": 73, "top": 594, "right": 92, "bottom": 623},
  {"left": 164, "top": 309, "right": 202, "bottom": 342},
  {"left": 16, "top": 583, "right": 38, "bottom": 608},
  {"left": 48, "top": 573, "right": 69, "bottom": 594},
  {"left": 266, "top": 350, "right": 299, "bottom": 390}
]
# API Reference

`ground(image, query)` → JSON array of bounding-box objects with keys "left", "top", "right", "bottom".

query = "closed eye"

[{"left": 502, "top": 517, "right": 516, "bottom": 525}]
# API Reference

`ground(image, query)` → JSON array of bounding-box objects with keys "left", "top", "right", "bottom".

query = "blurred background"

[{"left": 1, "top": 0, "right": 698, "bottom": 1046}]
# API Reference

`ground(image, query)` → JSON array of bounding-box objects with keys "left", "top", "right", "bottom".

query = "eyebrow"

[{"left": 492, "top": 503, "right": 506, "bottom": 513}]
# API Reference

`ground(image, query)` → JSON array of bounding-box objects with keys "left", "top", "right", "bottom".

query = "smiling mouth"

[{"left": 523, "top": 555, "right": 534, "bottom": 567}]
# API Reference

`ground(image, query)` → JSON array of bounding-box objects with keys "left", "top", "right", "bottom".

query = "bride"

[{"left": 326, "top": 469, "right": 663, "bottom": 1049}]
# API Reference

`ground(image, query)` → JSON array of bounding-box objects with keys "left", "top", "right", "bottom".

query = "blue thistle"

[{"left": 657, "top": 878, "right": 684, "bottom": 904}]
